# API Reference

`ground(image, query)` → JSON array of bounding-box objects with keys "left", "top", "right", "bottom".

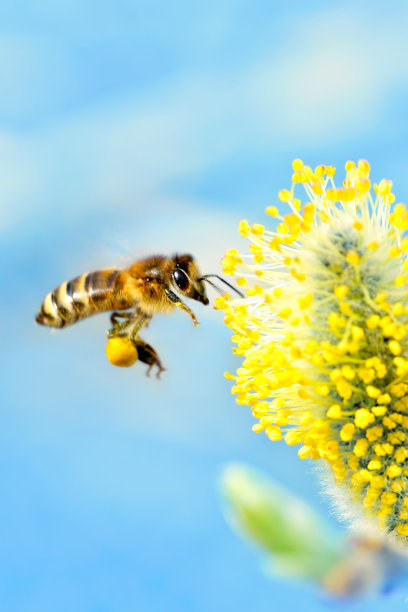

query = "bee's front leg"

[
  {"left": 132, "top": 337, "right": 166, "bottom": 379},
  {"left": 164, "top": 288, "right": 198, "bottom": 326}
]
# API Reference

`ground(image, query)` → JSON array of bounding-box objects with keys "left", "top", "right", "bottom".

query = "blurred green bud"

[{"left": 221, "top": 463, "right": 345, "bottom": 582}]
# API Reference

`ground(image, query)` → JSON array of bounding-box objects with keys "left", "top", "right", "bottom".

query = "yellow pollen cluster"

[{"left": 220, "top": 159, "right": 408, "bottom": 543}]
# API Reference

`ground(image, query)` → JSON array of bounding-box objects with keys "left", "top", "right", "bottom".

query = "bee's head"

[{"left": 171, "top": 254, "right": 209, "bottom": 305}]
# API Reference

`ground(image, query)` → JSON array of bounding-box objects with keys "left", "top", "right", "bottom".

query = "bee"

[{"left": 36, "top": 253, "right": 242, "bottom": 377}]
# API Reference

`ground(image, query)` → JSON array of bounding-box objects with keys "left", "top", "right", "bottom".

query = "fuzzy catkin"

[{"left": 219, "top": 160, "right": 408, "bottom": 542}]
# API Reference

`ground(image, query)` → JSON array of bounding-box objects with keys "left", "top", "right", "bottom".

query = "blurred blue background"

[{"left": 3, "top": 0, "right": 408, "bottom": 610}]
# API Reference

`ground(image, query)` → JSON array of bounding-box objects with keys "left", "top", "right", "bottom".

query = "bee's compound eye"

[{"left": 173, "top": 268, "right": 189, "bottom": 291}]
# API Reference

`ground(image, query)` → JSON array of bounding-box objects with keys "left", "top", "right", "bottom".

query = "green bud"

[{"left": 221, "top": 464, "right": 345, "bottom": 582}]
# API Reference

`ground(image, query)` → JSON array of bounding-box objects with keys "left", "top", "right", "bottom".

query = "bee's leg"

[
  {"left": 110, "top": 311, "right": 131, "bottom": 327},
  {"left": 132, "top": 338, "right": 166, "bottom": 379},
  {"left": 143, "top": 315, "right": 152, "bottom": 328},
  {"left": 129, "top": 305, "right": 151, "bottom": 323},
  {"left": 109, "top": 311, "right": 149, "bottom": 336},
  {"left": 164, "top": 288, "right": 198, "bottom": 326},
  {"left": 130, "top": 307, "right": 152, "bottom": 328}
]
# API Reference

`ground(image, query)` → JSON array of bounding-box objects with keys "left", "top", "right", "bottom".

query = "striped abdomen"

[{"left": 36, "top": 268, "right": 134, "bottom": 328}]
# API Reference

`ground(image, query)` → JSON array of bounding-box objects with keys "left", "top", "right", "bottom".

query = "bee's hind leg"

[
  {"left": 108, "top": 312, "right": 163, "bottom": 377},
  {"left": 132, "top": 337, "right": 166, "bottom": 379}
]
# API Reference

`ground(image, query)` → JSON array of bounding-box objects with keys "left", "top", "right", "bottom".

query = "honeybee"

[{"left": 36, "top": 253, "right": 241, "bottom": 377}]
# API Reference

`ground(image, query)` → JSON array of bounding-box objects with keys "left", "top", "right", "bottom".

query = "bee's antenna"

[{"left": 199, "top": 275, "right": 244, "bottom": 298}]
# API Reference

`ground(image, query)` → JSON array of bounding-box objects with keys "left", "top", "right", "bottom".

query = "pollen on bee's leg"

[{"left": 105, "top": 336, "right": 138, "bottom": 367}]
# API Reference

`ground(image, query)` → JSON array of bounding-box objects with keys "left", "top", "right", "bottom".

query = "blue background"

[{"left": 3, "top": 0, "right": 408, "bottom": 609}]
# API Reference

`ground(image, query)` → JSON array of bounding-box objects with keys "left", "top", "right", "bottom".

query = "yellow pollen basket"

[{"left": 220, "top": 159, "right": 408, "bottom": 544}]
